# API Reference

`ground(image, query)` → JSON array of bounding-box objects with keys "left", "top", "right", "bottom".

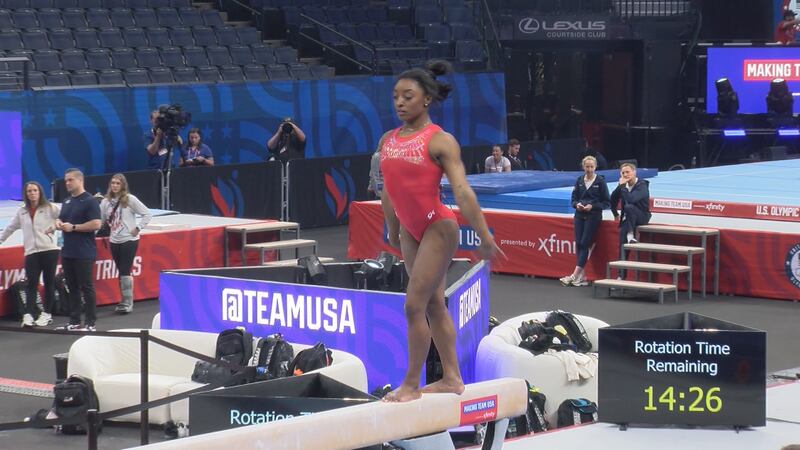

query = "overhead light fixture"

[
  {"left": 722, "top": 129, "right": 746, "bottom": 137},
  {"left": 777, "top": 128, "right": 800, "bottom": 136}
]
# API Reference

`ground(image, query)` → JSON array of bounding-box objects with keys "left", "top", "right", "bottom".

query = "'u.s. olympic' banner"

[
  {"left": 0, "top": 72, "right": 506, "bottom": 191},
  {"left": 348, "top": 201, "right": 800, "bottom": 301},
  {"left": 158, "top": 261, "right": 490, "bottom": 391}
]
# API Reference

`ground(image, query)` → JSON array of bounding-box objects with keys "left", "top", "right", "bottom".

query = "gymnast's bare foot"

[
  {"left": 421, "top": 378, "right": 465, "bottom": 395},
  {"left": 382, "top": 384, "right": 421, "bottom": 402}
]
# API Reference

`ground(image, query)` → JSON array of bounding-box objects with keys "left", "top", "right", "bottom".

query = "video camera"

[
  {"left": 154, "top": 103, "right": 191, "bottom": 142},
  {"left": 281, "top": 117, "right": 294, "bottom": 134}
]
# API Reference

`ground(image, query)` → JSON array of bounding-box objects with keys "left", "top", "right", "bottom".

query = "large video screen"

[
  {"left": 0, "top": 111, "right": 22, "bottom": 200},
  {"left": 707, "top": 47, "right": 800, "bottom": 114}
]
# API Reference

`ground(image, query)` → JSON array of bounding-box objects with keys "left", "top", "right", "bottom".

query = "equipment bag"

[
  {"left": 545, "top": 310, "right": 592, "bottom": 353},
  {"left": 8, "top": 278, "right": 43, "bottom": 319},
  {"left": 249, "top": 333, "right": 294, "bottom": 381},
  {"left": 507, "top": 382, "right": 548, "bottom": 437},
  {"left": 52, "top": 272, "right": 71, "bottom": 316},
  {"left": 53, "top": 375, "right": 101, "bottom": 435},
  {"left": 215, "top": 327, "right": 253, "bottom": 365},
  {"left": 556, "top": 398, "right": 597, "bottom": 428},
  {"left": 289, "top": 342, "right": 333, "bottom": 376},
  {"left": 518, "top": 319, "right": 571, "bottom": 355}
]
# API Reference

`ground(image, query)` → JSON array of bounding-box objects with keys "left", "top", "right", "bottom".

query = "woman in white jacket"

[
  {"left": 0, "top": 181, "right": 60, "bottom": 327},
  {"left": 101, "top": 174, "right": 151, "bottom": 313}
]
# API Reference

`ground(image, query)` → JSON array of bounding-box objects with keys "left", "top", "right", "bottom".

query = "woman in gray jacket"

[
  {"left": 101, "top": 174, "right": 152, "bottom": 313},
  {"left": 0, "top": 181, "right": 60, "bottom": 327}
]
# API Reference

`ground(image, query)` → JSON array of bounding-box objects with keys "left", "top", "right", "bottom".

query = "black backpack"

[
  {"left": 8, "top": 279, "right": 42, "bottom": 319},
  {"left": 518, "top": 319, "right": 571, "bottom": 355},
  {"left": 545, "top": 310, "right": 592, "bottom": 353},
  {"left": 250, "top": 334, "right": 294, "bottom": 381},
  {"left": 289, "top": 342, "right": 333, "bottom": 376},
  {"left": 53, "top": 375, "right": 101, "bottom": 435},
  {"left": 508, "top": 383, "right": 549, "bottom": 437},
  {"left": 556, "top": 398, "right": 597, "bottom": 428},
  {"left": 215, "top": 327, "right": 253, "bottom": 366},
  {"left": 51, "top": 272, "right": 71, "bottom": 316}
]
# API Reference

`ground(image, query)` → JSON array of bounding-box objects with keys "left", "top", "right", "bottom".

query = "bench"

[
  {"left": 243, "top": 238, "right": 318, "bottom": 264},
  {"left": 607, "top": 260, "right": 692, "bottom": 299}
]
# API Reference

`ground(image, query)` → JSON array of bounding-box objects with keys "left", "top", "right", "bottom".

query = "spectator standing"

[
  {"left": 180, "top": 128, "right": 214, "bottom": 167},
  {"left": 559, "top": 156, "right": 610, "bottom": 287},
  {"left": 56, "top": 168, "right": 101, "bottom": 331},
  {"left": 267, "top": 118, "right": 307, "bottom": 163},
  {"left": 0, "top": 181, "right": 60, "bottom": 327},
  {"left": 101, "top": 174, "right": 152, "bottom": 314},
  {"left": 484, "top": 145, "right": 511, "bottom": 173}
]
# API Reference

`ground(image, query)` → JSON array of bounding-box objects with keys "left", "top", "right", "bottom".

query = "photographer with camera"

[
  {"left": 180, "top": 128, "right": 214, "bottom": 167},
  {"left": 267, "top": 118, "right": 306, "bottom": 163},
  {"left": 145, "top": 105, "right": 191, "bottom": 170}
]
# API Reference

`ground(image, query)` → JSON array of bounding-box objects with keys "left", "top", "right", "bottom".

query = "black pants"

[
  {"left": 573, "top": 213, "right": 602, "bottom": 268},
  {"left": 24, "top": 249, "right": 59, "bottom": 316},
  {"left": 62, "top": 257, "right": 96, "bottom": 326},
  {"left": 111, "top": 240, "right": 139, "bottom": 276}
]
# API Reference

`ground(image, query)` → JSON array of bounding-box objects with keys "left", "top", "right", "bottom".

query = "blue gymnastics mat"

[{"left": 442, "top": 168, "right": 658, "bottom": 195}]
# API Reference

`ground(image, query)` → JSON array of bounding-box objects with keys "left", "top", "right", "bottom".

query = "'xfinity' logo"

[{"left": 222, "top": 288, "right": 356, "bottom": 334}]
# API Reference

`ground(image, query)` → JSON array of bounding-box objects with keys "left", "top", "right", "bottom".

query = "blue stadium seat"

[
  {"left": 456, "top": 39, "right": 485, "bottom": 70},
  {"left": 126, "top": 0, "right": 147, "bottom": 7},
  {"left": 220, "top": 64, "right": 243, "bottom": 81},
  {"left": 158, "top": 45, "right": 183, "bottom": 66},
  {"left": 0, "top": 10, "right": 11, "bottom": 29},
  {"left": 28, "top": 70, "right": 45, "bottom": 87},
  {"left": 0, "top": 30, "right": 22, "bottom": 50},
  {"left": 273, "top": 45, "right": 296, "bottom": 64},
  {"left": 32, "top": 49, "right": 60, "bottom": 71},
  {"left": 356, "top": 23, "right": 377, "bottom": 41},
  {"left": 60, "top": 47, "right": 86, "bottom": 69},
  {"left": 85, "top": 47, "right": 111, "bottom": 69},
  {"left": 36, "top": 9, "right": 62, "bottom": 29},
  {"left": 97, "top": 67, "right": 123, "bottom": 84},
  {"left": 122, "top": 26, "right": 147, "bottom": 47},
  {"left": 86, "top": 8, "right": 111, "bottom": 28},
  {"left": 148, "top": 65, "right": 173, "bottom": 83},
  {"left": 450, "top": 23, "right": 476, "bottom": 41},
  {"left": 324, "top": 7, "right": 347, "bottom": 23},
  {"left": 149, "top": 0, "right": 170, "bottom": 9},
  {"left": 422, "top": 23, "right": 450, "bottom": 41},
  {"left": 156, "top": 7, "right": 180, "bottom": 27},
  {"left": 251, "top": 44, "right": 275, "bottom": 65},
  {"left": 61, "top": 8, "right": 86, "bottom": 28},
  {"left": 8, "top": 48, "right": 32, "bottom": 69},
  {"left": 345, "top": 8, "right": 367, "bottom": 23},
  {"left": 145, "top": 26, "right": 169, "bottom": 46},
  {"left": 266, "top": 63, "right": 290, "bottom": 80},
  {"left": 302, "top": 6, "right": 324, "bottom": 21},
  {"left": 12, "top": 9, "right": 38, "bottom": 29},
  {"left": 170, "top": 0, "right": 190, "bottom": 7},
  {"left": 6, "top": 1, "right": 30, "bottom": 11},
  {"left": 133, "top": 9, "right": 157, "bottom": 28},
  {"left": 206, "top": 44, "right": 230, "bottom": 65},
  {"left": 201, "top": 9, "right": 224, "bottom": 27},
  {"left": 214, "top": 26, "right": 238, "bottom": 46},
  {"left": 53, "top": 0, "right": 78, "bottom": 7},
  {"left": 73, "top": 27, "right": 98, "bottom": 48},
  {"left": 310, "top": 63, "right": 333, "bottom": 78},
  {"left": 110, "top": 8, "right": 135, "bottom": 28},
  {"left": 103, "top": 0, "right": 124, "bottom": 7},
  {"left": 177, "top": 7, "right": 202, "bottom": 27},
  {"left": 182, "top": 45, "right": 207, "bottom": 65},
  {"left": 196, "top": 64, "right": 220, "bottom": 82},
  {"left": 22, "top": 29, "right": 49, "bottom": 50},
  {"left": 167, "top": 26, "right": 193, "bottom": 46},
  {"left": 171, "top": 65, "right": 195, "bottom": 82},
  {"left": 243, "top": 63, "right": 266, "bottom": 80},
  {"left": 376, "top": 24, "right": 395, "bottom": 41},
  {"left": 45, "top": 69, "right": 69, "bottom": 86},
  {"left": 70, "top": 68, "right": 97, "bottom": 86},
  {"left": 123, "top": 67, "right": 149, "bottom": 84},
  {"left": 135, "top": 46, "right": 160, "bottom": 67},
  {"left": 76, "top": 0, "right": 102, "bottom": 7},
  {"left": 236, "top": 27, "right": 260, "bottom": 45},
  {"left": 110, "top": 46, "right": 136, "bottom": 69},
  {"left": 337, "top": 23, "right": 357, "bottom": 40},
  {"left": 30, "top": 0, "right": 53, "bottom": 8},
  {"left": 366, "top": 5, "right": 387, "bottom": 22},
  {"left": 444, "top": 6, "right": 471, "bottom": 24},
  {"left": 98, "top": 27, "right": 124, "bottom": 48},
  {"left": 393, "top": 24, "right": 413, "bottom": 40},
  {"left": 192, "top": 25, "right": 216, "bottom": 46},
  {"left": 415, "top": 6, "right": 441, "bottom": 25},
  {"left": 229, "top": 44, "right": 252, "bottom": 65},
  {"left": 288, "top": 62, "right": 311, "bottom": 79},
  {"left": 386, "top": 0, "right": 410, "bottom": 7},
  {"left": 48, "top": 28, "right": 74, "bottom": 50}
]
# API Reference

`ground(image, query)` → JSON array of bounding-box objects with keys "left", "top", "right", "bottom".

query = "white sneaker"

[
  {"left": 21, "top": 313, "right": 34, "bottom": 327},
  {"left": 571, "top": 276, "right": 589, "bottom": 287},
  {"left": 559, "top": 275, "right": 574, "bottom": 286},
  {"left": 35, "top": 312, "right": 52, "bottom": 327}
]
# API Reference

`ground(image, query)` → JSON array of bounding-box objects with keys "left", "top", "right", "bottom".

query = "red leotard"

[{"left": 380, "top": 123, "right": 456, "bottom": 242}]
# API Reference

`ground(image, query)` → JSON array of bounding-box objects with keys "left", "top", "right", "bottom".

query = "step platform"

[{"left": 593, "top": 279, "right": 678, "bottom": 304}]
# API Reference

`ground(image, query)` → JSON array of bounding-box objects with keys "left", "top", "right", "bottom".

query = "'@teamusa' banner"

[
  {"left": 159, "top": 262, "right": 490, "bottom": 391},
  {"left": 0, "top": 73, "right": 506, "bottom": 189}
]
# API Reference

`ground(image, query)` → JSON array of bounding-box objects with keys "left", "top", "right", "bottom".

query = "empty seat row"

[
  {"left": 0, "top": 7, "right": 225, "bottom": 29},
  {"left": 249, "top": 0, "right": 371, "bottom": 8},
  {"left": 0, "top": 26, "right": 262, "bottom": 50},
  {"left": 314, "top": 22, "right": 414, "bottom": 43},
  {"left": 6, "top": 62, "right": 332, "bottom": 88},
  {"left": 281, "top": 5, "right": 388, "bottom": 27},
  {"left": 0, "top": 0, "right": 190, "bottom": 9},
  {"left": 1, "top": 44, "right": 298, "bottom": 71}
]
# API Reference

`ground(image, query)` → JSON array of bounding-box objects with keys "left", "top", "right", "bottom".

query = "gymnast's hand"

[{"left": 476, "top": 236, "right": 507, "bottom": 262}]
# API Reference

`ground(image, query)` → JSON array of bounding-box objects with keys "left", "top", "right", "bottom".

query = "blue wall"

[{"left": 0, "top": 72, "right": 506, "bottom": 190}]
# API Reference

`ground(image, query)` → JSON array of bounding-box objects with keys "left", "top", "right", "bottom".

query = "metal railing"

[
  {"left": 0, "top": 57, "right": 32, "bottom": 90},
  {"left": 476, "top": 0, "right": 504, "bottom": 71}
]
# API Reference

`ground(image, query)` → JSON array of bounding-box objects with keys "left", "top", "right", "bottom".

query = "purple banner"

[
  {"left": 159, "top": 262, "right": 490, "bottom": 391},
  {"left": 0, "top": 111, "right": 22, "bottom": 200}
]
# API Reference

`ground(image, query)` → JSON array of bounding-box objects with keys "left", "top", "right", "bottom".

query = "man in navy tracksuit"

[{"left": 610, "top": 163, "right": 651, "bottom": 278}]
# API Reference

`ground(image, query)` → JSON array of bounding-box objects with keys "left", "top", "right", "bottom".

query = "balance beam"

[{"left": 132, "top": 378, "right": 528, "bottom": 450}]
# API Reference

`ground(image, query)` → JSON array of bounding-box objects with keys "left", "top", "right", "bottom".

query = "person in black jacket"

[
  {"left": 560, "top": 156, "right": 610, "bottom": 287},
  {"left": 609, "top": 162, "right": 651, "bottom": 278}
]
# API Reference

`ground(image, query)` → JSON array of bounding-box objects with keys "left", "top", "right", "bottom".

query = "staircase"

[
  {"left": 592, "top": 224, "right": 720, "bottom": 303},
  {"left": 224, "top": 221, "right": 325, "bottom": 266}
]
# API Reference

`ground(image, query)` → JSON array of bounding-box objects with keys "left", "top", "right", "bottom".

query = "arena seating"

[{"left": 0, "top": 0, "right": 336, "bottom": 88}]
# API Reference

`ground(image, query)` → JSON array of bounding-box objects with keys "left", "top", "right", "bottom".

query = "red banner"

[
  {"left": 348, "top": 201, "right": 800, "bottom": 301},
  {"left": 742, "top": 59, "right": 800, "bottom": 81},
  {"left": 650, "top": 197, "right": 800, "bottom": 223}
]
